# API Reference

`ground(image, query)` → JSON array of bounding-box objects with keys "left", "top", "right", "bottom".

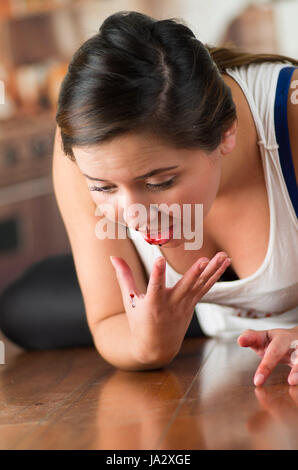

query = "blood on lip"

[{"left": 141, "top": 225, "right": 174, "bottom": 245}]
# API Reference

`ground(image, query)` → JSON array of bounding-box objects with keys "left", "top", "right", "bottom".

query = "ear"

[{"left": 219, "top": 119, "right": 238, "bottom": 156}]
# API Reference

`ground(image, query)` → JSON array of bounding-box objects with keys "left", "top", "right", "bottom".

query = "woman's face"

[{"left": 73, "top": 132, "right": 226, "bottom": 249}]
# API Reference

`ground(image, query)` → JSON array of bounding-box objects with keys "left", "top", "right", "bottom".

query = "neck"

[{"left": 217, "top": 72, "right": 258, "bottom": 198}]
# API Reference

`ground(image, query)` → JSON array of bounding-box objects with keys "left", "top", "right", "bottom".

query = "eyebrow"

[{"left": 83, "top": 166, "right": 179, "bottom": 182}]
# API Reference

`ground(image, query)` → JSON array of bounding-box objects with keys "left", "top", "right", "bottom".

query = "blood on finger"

[{"left": 129, "top": 293, "right": 136, "bottom": 308}]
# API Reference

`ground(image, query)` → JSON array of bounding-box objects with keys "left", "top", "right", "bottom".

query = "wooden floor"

[{"left": 0, "top": 329, "right": 297, "bottom": 450}]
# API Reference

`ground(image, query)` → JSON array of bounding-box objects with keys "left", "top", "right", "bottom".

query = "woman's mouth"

[{"left": 138, "top": 225, "right": 174, "bottom": 246}]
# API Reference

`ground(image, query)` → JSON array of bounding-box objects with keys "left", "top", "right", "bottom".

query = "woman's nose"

[
  {"left": 120, "top": 196, "right": 157, "bottom": 231},
  {"left": 122, "top": 203, "right": 151, "bottom": 230}
]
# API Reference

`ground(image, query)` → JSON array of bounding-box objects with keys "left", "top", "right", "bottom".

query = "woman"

[{"left": 1, "top": 11, "right": 297, "bottom": 386}]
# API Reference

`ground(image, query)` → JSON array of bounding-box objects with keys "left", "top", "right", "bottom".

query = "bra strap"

[{"left": 274, "top": 66, "right": 298, "bottom": 218}]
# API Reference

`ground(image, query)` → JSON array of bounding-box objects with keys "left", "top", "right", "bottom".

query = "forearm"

[{"left": 92, "top": 312, "right": 173, "bottom": 371}]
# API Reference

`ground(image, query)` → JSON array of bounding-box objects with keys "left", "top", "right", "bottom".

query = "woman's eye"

[
  {"left": 89, "top": 185, "right": 116, "bottom": 193},
  {"left": 89, "top": 177, "right": 176, "bottom": 193},
  {"left": 146, "top": 177, "right": 176, "bottom": 191}
]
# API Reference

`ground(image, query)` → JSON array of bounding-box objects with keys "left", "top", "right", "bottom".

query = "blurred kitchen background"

[{"left": 0, "top": 0, "right": 297, "bottom": 292}]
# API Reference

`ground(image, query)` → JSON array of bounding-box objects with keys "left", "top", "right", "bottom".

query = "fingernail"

[
  {"left": 110, "top": 256, "right": 117, "bottom": 269},
  {"left": 199, "top": 260, "right": 209, "bottom": 269},
  {"left": 290, "top": 373, "right": 298, "bottom": 385},
  {"left": 254, "top": 373, "right": 265, "bottom": 387},
  {"left": 218, "top": 253, "right": 229, "bottom": 264}
]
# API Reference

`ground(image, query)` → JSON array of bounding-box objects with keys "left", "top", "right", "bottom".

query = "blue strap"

[{"left": 274, "top": 66, "right": 298, "bottom": 218}]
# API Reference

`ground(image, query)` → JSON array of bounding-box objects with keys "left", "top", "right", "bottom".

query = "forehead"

[{"left": 73, "top": 133, "right": 180, "bottom": 178}]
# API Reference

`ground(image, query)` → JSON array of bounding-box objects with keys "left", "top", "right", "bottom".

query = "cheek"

[
  {"left": 90, "top": 192, "right": 107, "bottom": 214},
  {"left": 176, "top": 170, "right": 220, "bottom": 216},
  {"left": 90, "top": 192, "right": 119, "bottom": 222},
  {"left": 90, "top": 192, "right": 99, "bottom": 205},
  {"left": 170, "top": 166, "right": 220, "bottom": 237}
]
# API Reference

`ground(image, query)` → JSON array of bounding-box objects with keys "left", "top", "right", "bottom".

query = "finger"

[
  {"left": 237, "top": 329, "right": 269, "bottom": 351},
  {"left": 146, "top": 256, "right": 166, "bottom": 303},
  {"left": 190, "top": 252, "right": 230, "bottom": 298},
  {"left": 254, "top": 336, "right": 290, "bottom": 387},
  {"left": 288, "top": 345, "right": 298, "bottom": 386},
  {"left": 191, "top": 252, "right": 229, "bottom": 291},
  {"left": 192, "top": 255, "right": 232, "bottom": 298},
  {"left": 288, "top": 367, "right": 298, "bottom": 386},
  {"left": 110, "top": 256, "right": 141, "bottom": 301},
  {"left": 171, "top": 257, "right": 210, "bottom": 303}
]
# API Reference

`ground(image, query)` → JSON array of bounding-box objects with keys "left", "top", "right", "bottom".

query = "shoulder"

[{"left": 287, "top": 68, "right": 298, "bottom": 185}]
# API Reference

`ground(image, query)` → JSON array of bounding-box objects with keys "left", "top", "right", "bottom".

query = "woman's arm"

[
  {"left": 93, "top": 312, "right": 174, "bottom": 371},
  {"left": 52, "top": 126, "right": 164, "bottom": 370}
]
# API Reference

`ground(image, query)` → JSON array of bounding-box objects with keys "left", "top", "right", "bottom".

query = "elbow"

[{"left": 94, "top": 340, "right": 173, "bottom": 372}]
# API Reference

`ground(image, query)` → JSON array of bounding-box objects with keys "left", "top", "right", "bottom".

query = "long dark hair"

[{"left": 56, "top": 10, "right": 298, "bottom": 162}]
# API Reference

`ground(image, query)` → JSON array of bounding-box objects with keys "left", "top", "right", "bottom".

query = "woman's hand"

[
  {"left": 110, "top": 252, "right": 231, "bottom": 364},
  {"left": 237, "top": 327, "right": 298, "bottom": 387}
]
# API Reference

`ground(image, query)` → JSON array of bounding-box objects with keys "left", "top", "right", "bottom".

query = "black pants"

[{"left": 0, "top": 254, "right": 205, "bottom": 350}]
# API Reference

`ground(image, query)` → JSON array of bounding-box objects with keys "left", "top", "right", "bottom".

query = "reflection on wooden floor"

[{"left": 0, "top": 330, "right": 297, "bottom": 450}]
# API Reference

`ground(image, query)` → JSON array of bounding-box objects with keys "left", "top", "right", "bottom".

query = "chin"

[{"left": 161, "top": 237, "right": 184, "bottom": 249}]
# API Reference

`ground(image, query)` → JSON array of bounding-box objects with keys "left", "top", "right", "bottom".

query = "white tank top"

[{"left": 127, "top": 61, "right": 298, "bottom": 338}]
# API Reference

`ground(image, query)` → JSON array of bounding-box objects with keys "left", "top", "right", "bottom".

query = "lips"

[{"left": 139, "top": 225, "right": 174, "bottom": 245}]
